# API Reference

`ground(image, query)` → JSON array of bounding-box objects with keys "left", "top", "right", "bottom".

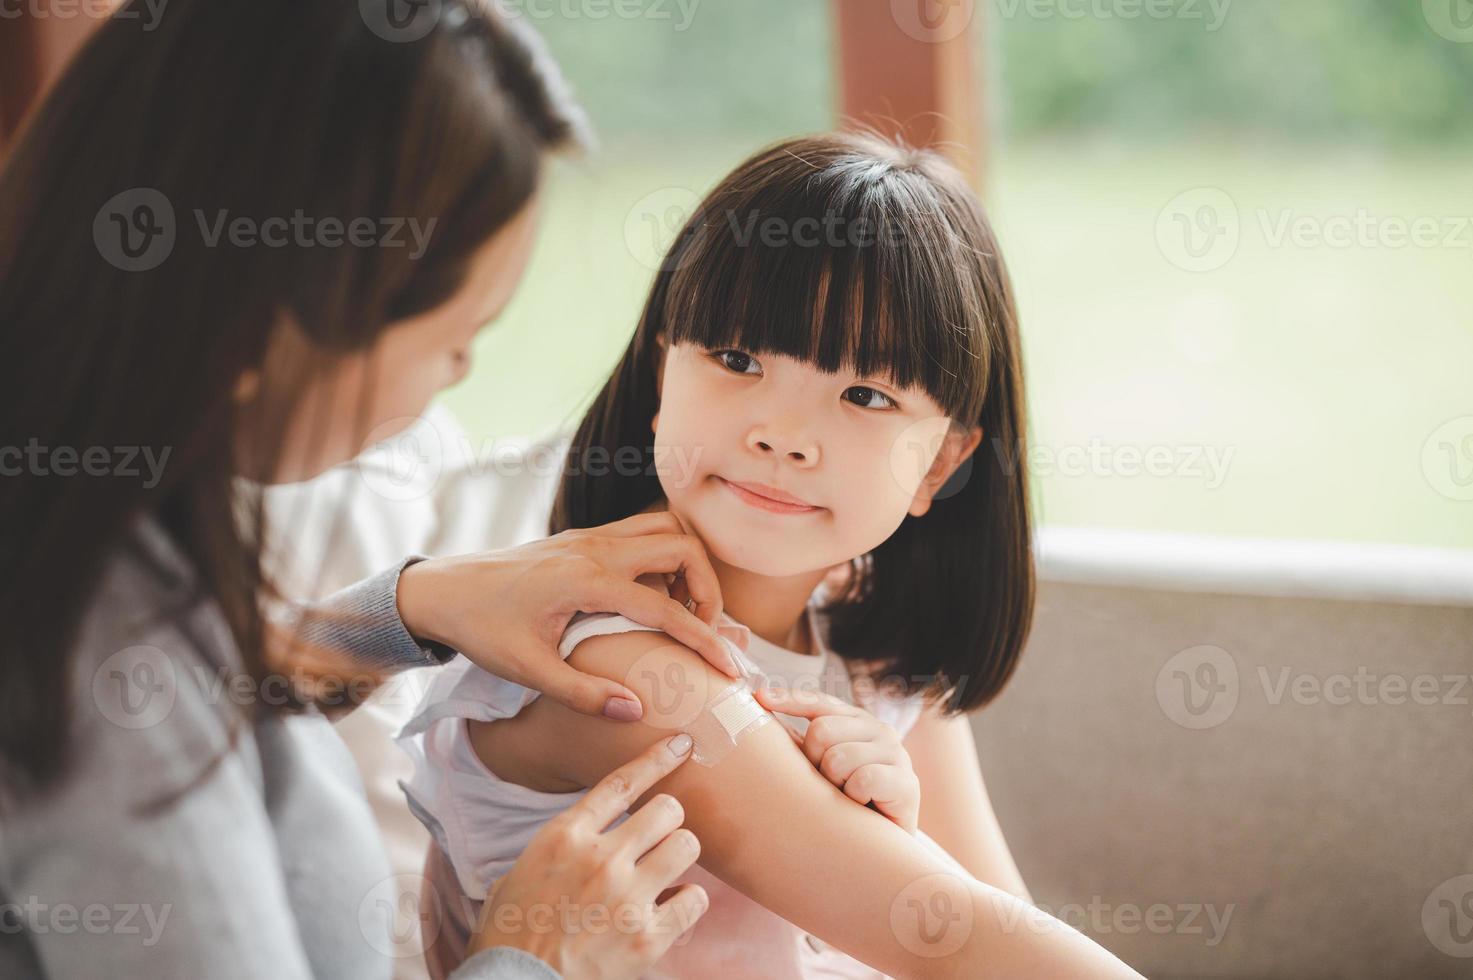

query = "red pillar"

[{"left": 831, "top": 0, "right": 986, "bottom": 186}]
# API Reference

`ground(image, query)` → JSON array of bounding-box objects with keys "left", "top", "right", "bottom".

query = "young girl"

[{"left": 398, "top": 134, "right": 1140, "bottom": 979}]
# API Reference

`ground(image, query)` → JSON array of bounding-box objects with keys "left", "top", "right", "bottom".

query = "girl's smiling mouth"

[{"left": 718, "top": 477, "right": 823, "bottom": 515}]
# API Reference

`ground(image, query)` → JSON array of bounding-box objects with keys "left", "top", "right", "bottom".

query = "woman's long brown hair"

[
  {"left": 553, "top": 133, "right": 1035, "bottom": 714},
  {"left": 0, "top": 0, "right": 581, "bottom": 795}
]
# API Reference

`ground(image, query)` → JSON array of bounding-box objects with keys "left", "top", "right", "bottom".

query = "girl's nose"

[{"left": 745, "top": 425, "right": 820, "bottom": 467}]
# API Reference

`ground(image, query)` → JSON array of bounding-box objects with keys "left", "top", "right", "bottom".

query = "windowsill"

[{"left": 1035, "top": 526, "right": 1473, "bottom": 608}]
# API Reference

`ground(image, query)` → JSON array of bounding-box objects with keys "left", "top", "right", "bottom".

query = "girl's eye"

[
  {"left": 843, "top": 386, "right": 897, "bottom": 410},
  {"left": 712, "top": 349, "right": 761, "bottom": 375}
]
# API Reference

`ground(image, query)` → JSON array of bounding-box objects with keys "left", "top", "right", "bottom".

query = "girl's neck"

[{"left": 707, "top": 554, "right": 830, "bottom": 655}]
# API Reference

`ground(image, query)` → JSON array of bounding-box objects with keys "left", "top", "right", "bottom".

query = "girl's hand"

[
  {"left": 396, "top": 512, "right": 745, "bottom": 721},
  {"left": 468, "top": 734, "right": 709, "bottom": 979},
  {"left": 753, "top": 686, "right": 921, "bottom": 834}
]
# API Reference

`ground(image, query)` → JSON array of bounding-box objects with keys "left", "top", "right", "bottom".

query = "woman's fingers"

[
  {"left": 564, "top": 735, "right": 694, "bottom": 834},
  {"left": 610, "top": 792, "right": 686, "bottom": 858},
  {"left": 586, "top": 511, "right": 688, "bottom": 540},
  {"left": 607, "top": 532, "right": 724, "bottom": 629},
  {"left": 519, "top": 652, "right": 646, "bottom": 721},
  {"left": 576, "top": 512, "right": 724, "bottom": 628},
  {"left": 585, "top": 574, "right": 741, "bottom": 679},
  {"left": 631, "top": 827, "right": 702, "bottom": 902}
]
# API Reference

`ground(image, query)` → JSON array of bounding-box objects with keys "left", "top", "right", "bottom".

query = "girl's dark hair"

[
  {"left": 0, "top": 0, "right": 581, "bottom": 793},
  {"left": 552, "top": 133, "right": 1034, "bottom": 714}
]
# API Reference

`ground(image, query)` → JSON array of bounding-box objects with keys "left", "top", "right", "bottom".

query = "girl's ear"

[{"left": 908, "top": 424, "right": 984, "bottom": 518}]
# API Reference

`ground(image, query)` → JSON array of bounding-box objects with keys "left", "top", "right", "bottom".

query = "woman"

[{"left": 0, "top": 1, "right": 742, "bottom": 977}]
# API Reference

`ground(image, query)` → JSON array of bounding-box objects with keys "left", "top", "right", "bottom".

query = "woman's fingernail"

[
  {"left": 603, "top": 696, "right": 643, "bottom": 722},
  {"left": 669, "top": 733, "right": 693, "bottom": 756}
]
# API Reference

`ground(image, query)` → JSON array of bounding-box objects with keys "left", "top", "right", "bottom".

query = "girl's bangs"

[{"left": 660, "top": 173, "right": 989, "bottom": 422}]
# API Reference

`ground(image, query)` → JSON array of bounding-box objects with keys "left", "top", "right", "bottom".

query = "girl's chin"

[{"left": 698, "top": 527, "right": 830, "bottom": 578}]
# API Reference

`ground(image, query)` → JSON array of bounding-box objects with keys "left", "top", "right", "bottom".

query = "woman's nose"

[{"left": 745, "top": 424, "right": 820, "bottom": 466}]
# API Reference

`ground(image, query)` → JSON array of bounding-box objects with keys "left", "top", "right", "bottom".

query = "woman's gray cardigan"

[{"left": 0, "top": 515, "right": 560, "bottom": 980}]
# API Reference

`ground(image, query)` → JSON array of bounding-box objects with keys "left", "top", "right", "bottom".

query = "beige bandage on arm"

[{"left": 682, "top": 680, "right": 773, "bottom": 767}]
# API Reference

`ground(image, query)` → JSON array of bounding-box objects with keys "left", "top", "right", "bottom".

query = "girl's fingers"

[
  {"left": 753, "top": 685, "right": 865, "bottom": 719},
  {"left": 801, "top": 716, "right": 879, "bottom": 769},
  {"left": 583, "top": 574, "right": 740, "bottom": 678},
  {"left": 843, "top": 765, "right": 919, "bottom": 832},
  {"left": 818, "top": 739, "right": 896, "bottom": 786},
  {"left": 841, "top": 763, "right": 906, "bottom": 809}
]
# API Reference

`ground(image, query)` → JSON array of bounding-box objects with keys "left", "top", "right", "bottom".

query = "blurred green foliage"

[
  {"left": 995, "top": 0, "right": 1473, "bottom": 142},
  {"left": 523, "top": 0, "right": 1473, "bottom": 146}
]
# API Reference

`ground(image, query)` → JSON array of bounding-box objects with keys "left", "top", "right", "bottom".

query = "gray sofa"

[{"left": 973, "top": 529, "right": 1473, "bottom": 979}]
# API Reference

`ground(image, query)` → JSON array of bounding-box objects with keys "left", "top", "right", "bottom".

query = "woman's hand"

[
  {"left": 754, "top": 686, "right": 921, "bottom": 834},
  {"left": 467, "top": 734, "right": 708, "bottom": 979},
  {"left": 396, "top": 512, "right": 743, "bottom": 721}
]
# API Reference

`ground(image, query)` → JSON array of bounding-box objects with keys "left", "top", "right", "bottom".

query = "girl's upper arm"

[
  {"left": 514, "top": 632, "right": 1141, "bottom": 980},
  {"left": 903, "top": 704, "right": 1032, "bottom": 903}
]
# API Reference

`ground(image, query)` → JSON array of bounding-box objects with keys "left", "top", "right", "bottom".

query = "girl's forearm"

[{"left": 538, "top": 633, "right": 1143, "bottom": 979}]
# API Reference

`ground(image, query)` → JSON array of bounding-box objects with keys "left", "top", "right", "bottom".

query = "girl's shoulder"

[{"left": 810, "top": 599, "right": 934, "bottom": 740}]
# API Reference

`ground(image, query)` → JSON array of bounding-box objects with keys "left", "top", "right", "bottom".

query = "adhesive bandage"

[{"left": 682, "top": 680, "right": 773, "bottom": 767}]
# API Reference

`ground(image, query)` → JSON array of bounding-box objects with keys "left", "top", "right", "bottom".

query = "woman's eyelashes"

[{"left": 708, "top": 349, "right": 901, "bottom": 411}]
